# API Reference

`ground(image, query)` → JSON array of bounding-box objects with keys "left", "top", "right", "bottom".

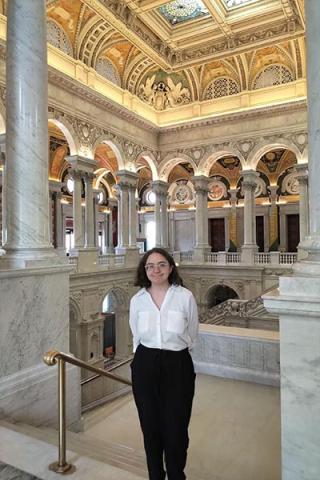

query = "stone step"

[
  {"left": 0, "top": 424, "right": 144, "bottom": 480},
  {"left": 1, "top": 421, "right": 147, "bottom": 478}
]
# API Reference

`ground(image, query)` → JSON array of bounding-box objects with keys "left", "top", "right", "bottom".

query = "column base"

[
  {"left": 0, "top": 247, "right": 69, "bottom": 269},
  {"left": 241, "top": 244, "right": 258, "bottom": 264},
  {"left": 193, "top": 246, "right": 211, "bottom": 263},
  {"left": 115, "top": 246, "right": 140, "bottom": 267},
  {"left": 69, "top": 247, "right": 99, "bottom": 273},
  {"left": 263, "top": 274, "right": 320, "bottom": 480}
]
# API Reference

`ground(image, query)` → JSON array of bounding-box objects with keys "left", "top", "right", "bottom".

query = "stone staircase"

[
  {"left": 0, "top": 419, "right": 147, "bottom": 480},
  {"left": 201, "top": 293, "right": 278, "bottom": 330}
]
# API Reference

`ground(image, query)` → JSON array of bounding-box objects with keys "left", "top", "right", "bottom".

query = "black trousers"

[{"left": 131, "top": 343, "right": 195, "bottom": 480}]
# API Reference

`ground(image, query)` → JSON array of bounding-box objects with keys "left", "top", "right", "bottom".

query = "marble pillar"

[
  {"left": 296, "top": 164, "right": 309, "bottom": 260},
  {"left": 115, "top": 171, "right": 139, "bottom": 264},
  {"left": 268, "top": 185, "right": 279, "bottom": 251},
  {"left": 67, "top": 155, "right": 97, "bottom": 254},
  {"left": 263, "top": 3, "right": 320, "bottom": 479},
  {"left": 129, "top": 185, "right": 137, "bottom": 247},
  {"left": 49, "top": 181, "right": 65, "bottom": 254},
  {"left": 3, "top": 0, "right": 54, "bottom": 263},
  {"left": 153, "top": 182, "right": 162, "bottom": 247},
  {"left": 192, "top": 176, "right": 210, "bottom": 262},
  {"left": 108, "top": 199, "right": 117, "bottom": 253},
  {"left": 0, "top": 134, "right": 5, "bottom": 256},
  {"left": 241, "top": 170, "right": 258, "bottom": 264},
  {"left": 70, "top": 169, "right": 83, "bottom": 250},
  {"left": 0, "top": 0, "right": 80, "bottom": 427},
  {"left": 160, "top": 190, "right": 169, "bottom": 249},
  {"left": 228, "top": 188, "right": 238, "bottom": 252},
  {"left": 84, "top": 173, "right": 95, "bottom": 249}
]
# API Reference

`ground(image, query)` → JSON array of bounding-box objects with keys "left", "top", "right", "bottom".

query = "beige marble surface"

[{"left": 83, "top": 373, "right": 281, "bottom": 480}]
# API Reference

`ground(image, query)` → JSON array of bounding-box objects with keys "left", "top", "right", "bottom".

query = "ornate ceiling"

[{"left": 0, "top": 0, "right": 285, "bottom": 119}]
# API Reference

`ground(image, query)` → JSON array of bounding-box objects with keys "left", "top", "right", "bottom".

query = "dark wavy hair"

[{"left": 134, "top": 247, "right": 183, "bottom": 288}]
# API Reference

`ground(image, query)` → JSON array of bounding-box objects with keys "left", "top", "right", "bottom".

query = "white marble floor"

[{"left": 83, "top": 374, "right": 281, "bottom": 480}]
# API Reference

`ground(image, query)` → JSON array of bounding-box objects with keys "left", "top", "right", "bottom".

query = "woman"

[{"left": 129, "top": 247, "right": 199, "bottom": 480}]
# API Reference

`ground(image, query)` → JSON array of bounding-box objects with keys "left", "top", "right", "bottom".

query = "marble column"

[
  {"left": 115, "top": 171, "right": 139, "bottom": 264},
  {"left": 153, "top": 182, "right": 162, "bottom": 247},
  {"left": 3, "top": 0, "right": 54, "bottom": 262},
  {"left": 129, "top": 185, "right": 137, "bottom": 247},
  {"left": 49, "top": 181, "right": 64, "bottom": 253},
  {"left": 108, "top": 199, "right": 117, "bottom": 253},
  {"left": 84, "top": 173, "right": 95, "bottom": 248},
  {"left": 160, "top": 190, "right": 169, "bottom": 249},
  {"left": 0, "top": 134, "right": 5, "bottom": 256},
  {"left": 0, "top": 0, "right": 81, "bottom": 427},
  {"left": 70, "top": 169, "right": 83, "bottom": 250},
  {"left": 268, "top": 185, "right": 279, "bottom": 251},
  {"left": 241, "top": 170, "right": 258, "bottom": 264},
  {"left": 152, "top": 181, "right": 169, "bottom": 249},
  {"left": 228, "top": 188, "right": 238, "bottom": 252},
  {"left": 192, "top": 176, "right": 210, "bottom": 262},
  {"left": 296, "top": 164, "right": 309, "bottom": 259},
  {"left": 263, "top": 3, "right": 320, "bottom": 479}
]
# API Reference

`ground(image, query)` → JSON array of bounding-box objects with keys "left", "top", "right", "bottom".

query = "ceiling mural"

[
  {"left": 94, "top": 144, "right": 119, "bottom": 172},
  {"left": 43, "top": 0, "right": 305, "bottom": 113}
]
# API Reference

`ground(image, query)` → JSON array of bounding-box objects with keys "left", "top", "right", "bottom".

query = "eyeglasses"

[{"left": 145, "top": 261, "right": 169, "bottom": 272}]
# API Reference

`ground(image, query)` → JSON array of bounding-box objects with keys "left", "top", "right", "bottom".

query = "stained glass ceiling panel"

[
  {"left": 158, "top": 0, "right": 209, "bottom": 26},
  {"left": 223, "top": 0, "right": 260, "bottom": 9}
]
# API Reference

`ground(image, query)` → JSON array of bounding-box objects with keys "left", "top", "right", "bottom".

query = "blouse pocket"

[
  {"left": 137, "top": 311, "right": 150, "bottom": 334},
  {"left": 167, "top": 310, "right": 186, "bottom": 334}
]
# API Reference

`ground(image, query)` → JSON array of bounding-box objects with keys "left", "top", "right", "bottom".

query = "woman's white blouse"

[{"left": 129, "top": 285, "right": 199, "bottom": 352}]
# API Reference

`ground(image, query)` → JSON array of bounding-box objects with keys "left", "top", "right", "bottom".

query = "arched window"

[
  {"left": 47, "top": 20, "right": 73, "bottom": 57},
  {"left": 252, "top": 64, "right": 294, "bottom": 90},
  {"left": 95, "top": 58, "right": 121, "bottom": 86},
  {"left": 204, "top": 77, "right": 239, "bottom": 100}
]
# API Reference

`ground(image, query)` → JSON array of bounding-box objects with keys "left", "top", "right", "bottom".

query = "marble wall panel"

[
  {"left": 192, "top": 327, "right": 280, "bottom": 386},
  {"left": 0, "top": 268, "right": 70, "bottom": 377}
]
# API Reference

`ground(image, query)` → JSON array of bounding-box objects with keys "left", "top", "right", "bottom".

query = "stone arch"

[
  {"left": 93, "top": 136, "right": 125, "bottom": 171},
  {"left": 101, "top": 286, "right": 130, "bottom": 358},
  {"left": 158, "top": 153, "right": 197, "bottom": 181},
  {"left": 199, "top": 149, "right": 246, "bottom": 176},
  {"left": 247, "top": 140, "right": 302, "bottom": 170},
  {"left": 94, "top": 168, "right": 115, "bottom": 198},
  {"left": 135, "top": 151, "right": 159, "bottom": 180},
  {"left": 48, "top": 114, "right": 79, "bottom": 156},
  {"left": 205, "top": 282, "right": 240, "bottom": 308}
]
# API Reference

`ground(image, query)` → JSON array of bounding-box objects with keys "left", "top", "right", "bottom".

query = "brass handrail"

[
  {"left": 81, "top": 355, "right": 133, "bottom": 386},
  {"left": 43, "top": 350, "right": 132, "bottom": 474}
]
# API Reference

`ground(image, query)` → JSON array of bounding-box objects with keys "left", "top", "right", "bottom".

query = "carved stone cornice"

[
  {"left": 48, "top": 67, "right": 158, "bottom": 134},
  {"left": 160, "top": 100, "right": 307, "bottom": 134}
]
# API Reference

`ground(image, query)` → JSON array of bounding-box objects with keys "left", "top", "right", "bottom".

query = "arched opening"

[
  {"left": 102, "top": 292, "right": 117, "bottom": 361},
  {"left": 207, "top": 285, "right": 239, "bottom": 308}
]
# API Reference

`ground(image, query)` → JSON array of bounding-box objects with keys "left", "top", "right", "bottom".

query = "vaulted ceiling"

[{"left": 43, "top": 0, "right": 306, "bottom": 115}]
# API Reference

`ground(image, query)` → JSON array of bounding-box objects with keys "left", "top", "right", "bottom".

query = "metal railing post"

[{"left": 49, "top": 357, "right": 75, "bottom": 474}]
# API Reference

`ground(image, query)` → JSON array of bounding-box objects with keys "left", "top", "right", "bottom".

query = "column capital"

[
  {"left": 191, "top": 176, "right": 209, "bottom": 195},
  {"left": 268, "top": 185, "right": 279, "bottom": 203},
  {"left": 241, "top": 170, "right": 257, "bottom": 190},
  {"left": 116, "top": 170, "right": 138, "bottom": 189},
  {"left": 83, "top": 171, "right": 95, "bottom": 183},
  {"left": 228, "top": 187, "right": 239, "bottom": 203},
  {"left": 295, "top": 163, "right": 308, "bottom": 185},
  {"left": 66, "top": 155, "right": 97, "bottom": 174},
  {"left": 152, "top": 180, "right": 169, "bottom": 196},
  {"left": 49, "top": 180, "right": 62, "bottom": 194}
]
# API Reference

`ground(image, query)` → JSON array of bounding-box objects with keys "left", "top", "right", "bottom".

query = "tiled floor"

[{"left": 83, "top": 374, "right": 281, "bottom": 480}]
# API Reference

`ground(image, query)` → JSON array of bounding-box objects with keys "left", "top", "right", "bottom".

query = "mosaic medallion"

[{"left": 158, "top": 0, "right": 209, "bottom": 25}]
